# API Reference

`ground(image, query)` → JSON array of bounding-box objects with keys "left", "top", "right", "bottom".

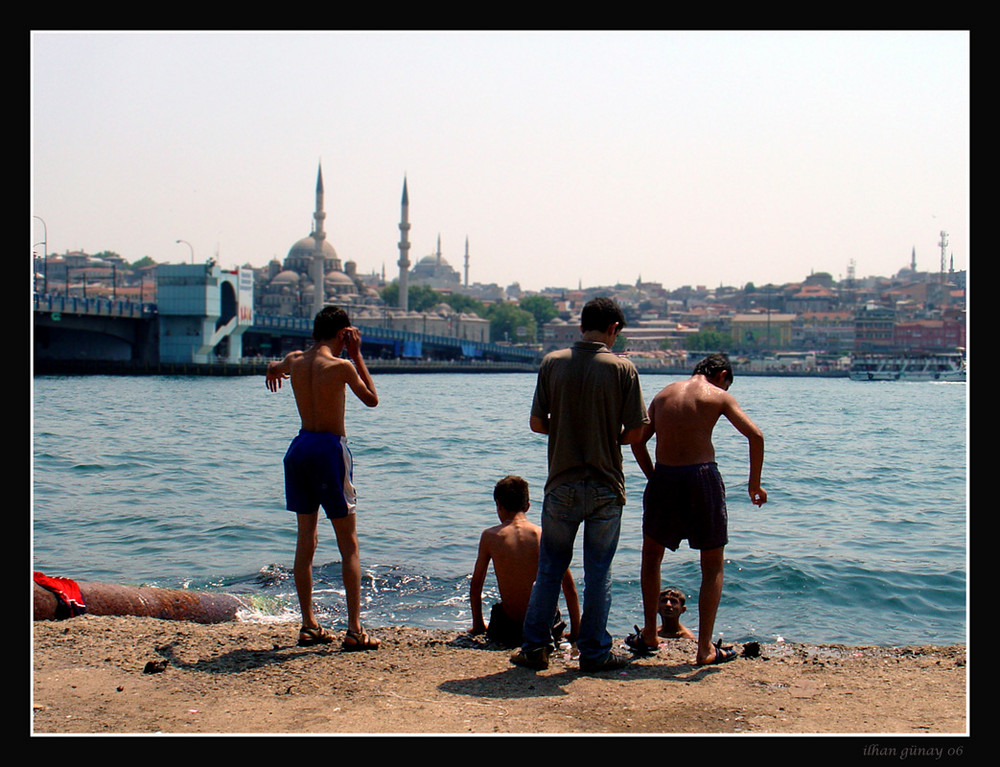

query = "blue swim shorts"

[
  {"left": 642, "top": 462, "right": 728, "bottom": 551},
  {"left": 283, "top": 430, "right": 357, "bottom": 519}
]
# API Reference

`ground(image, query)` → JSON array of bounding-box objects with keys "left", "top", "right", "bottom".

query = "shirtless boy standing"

[
  {"left": 628, "top": 353, "right": 766, "bottom": 665},
  {"left": 266, "top": 305, "right": 380, "bottom": 651},
  {"left": 469, "top": 476, "right": 580, "bottom": 648}
]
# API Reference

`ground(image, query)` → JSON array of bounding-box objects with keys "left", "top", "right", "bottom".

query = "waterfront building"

[
  {"left": 854, "top": 302, "right": 896, "bottom": 352},
  {"left": 893, "top": 318, "right": 966, "bottom": 353},
  {"left": 796, "top": 310, "right": 855, "bottom": 352},
  {"left": 730, "top": 311, "right": 797, "bottom": 351}
]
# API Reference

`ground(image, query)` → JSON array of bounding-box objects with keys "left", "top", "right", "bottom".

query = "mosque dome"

[
  {"left": 271, "top": 269, "right": 302, "bottom": 286},
  {"left": 325, "top": 269, "right": 358, "bottom": 296},
  {"left": 325, "top": 270, "right": 355, "bottom": 286},
  {"left": 417, "top": 253, "right": 449, "bottom": 267},
  {"left": 286, "top": 235, "right": 338, "bottom": 267}
]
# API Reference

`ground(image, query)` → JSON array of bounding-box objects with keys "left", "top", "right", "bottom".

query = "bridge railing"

[
  {"left": 33, "top": 293, "right": 155, "bottom": 319},
  {"left": 251, "top": 313, "right": 540, "bottom": 362}
]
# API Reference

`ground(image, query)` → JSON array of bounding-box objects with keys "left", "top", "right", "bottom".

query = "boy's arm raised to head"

[{"left": 342, "top": 328, "right": 378, "bottom": 407}]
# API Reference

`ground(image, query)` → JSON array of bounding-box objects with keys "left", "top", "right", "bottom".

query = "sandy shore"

[{"left": 31, "top": 615, "right": 966, "bottom": 739}]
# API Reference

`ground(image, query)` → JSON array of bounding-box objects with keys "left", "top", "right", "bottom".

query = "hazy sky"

[{"left": 31, "top": 31, "right": 969, "bottom": 293}]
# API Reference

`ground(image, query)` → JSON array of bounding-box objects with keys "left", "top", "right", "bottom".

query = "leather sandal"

[{"left": 342, "top": 627, "right": 380, "bottom": 651}]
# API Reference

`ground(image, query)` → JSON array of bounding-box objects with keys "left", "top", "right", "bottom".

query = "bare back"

[
  {"left": 481, "top": 517, "right": 542, "bottom": 622},
  {"left": 650, "top": 376, "right": 732, "bottom": 465},
  {"left": 634, "top": 370, "right": 766, "bottom": 506},
  {"left": 289, "top": 347, "right": 353, "bottom": 435}
]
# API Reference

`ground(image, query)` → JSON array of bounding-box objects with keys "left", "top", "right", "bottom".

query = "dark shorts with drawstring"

[{"left": 642, "top": 462, "right": 728, "bottom": 551}]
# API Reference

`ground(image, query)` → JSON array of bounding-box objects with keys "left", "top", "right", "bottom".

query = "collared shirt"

[{"left": 531, "top": 341, "right": 649, "bottom": 503}]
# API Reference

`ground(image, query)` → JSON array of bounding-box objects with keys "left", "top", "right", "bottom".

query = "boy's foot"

[
  {"left": 297, "top": 625, "right": 335, "bottom": 647},
  {"left": 696, "top": 639, "right": 737, "bottom": 666},
  {"left": 510, "top": 646, "right": 551, "bottom": 671},
  {"left": 579, "top": 650, "right": 631, "bottom": 672},
  {"left": 625, "top": 625, "right": 658, "bottom": 655},
  {"left": 342, "top": 627, "right": 380, "bottom": 652}
]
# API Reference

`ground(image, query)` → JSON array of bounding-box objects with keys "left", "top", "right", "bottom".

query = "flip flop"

[
  {"left": 298, "top": 625, "right": 335, "bottom": 647},
  {"left": 625, "top": 624, "right": 658, "bottom": 655},
  {"left": 342, "top": 627, "right": 380, "bottom": 652},
  {"left": 697, "top": 639, "right": 737, "bottom": 665}
]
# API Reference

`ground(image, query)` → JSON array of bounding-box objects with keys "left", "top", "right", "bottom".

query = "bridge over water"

[{"left": 32, "top": 293, "right": 541, "bottom": 374}]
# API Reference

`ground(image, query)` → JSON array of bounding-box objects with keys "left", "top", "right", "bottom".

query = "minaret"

[
  {"left": 463, "top": 236, "right": 470, "bottom": 287},
  {"left": 938, "top": 230, "right": 948, "bottom": 284},
  {"left": 311, "top": 163, "right": 327, "bottom": 319},
  {"left": 397, "top": 177, "right": 411, "bottom": 312},
  {"left": 911, "top": 246, "right": 917, "bottom": 273},
  {"left": 436, "top": 234, "right": 442, "bottom": 265}
]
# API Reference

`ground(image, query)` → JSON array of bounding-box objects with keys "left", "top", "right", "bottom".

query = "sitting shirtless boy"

[{"left": 469, "top": 476, "right": 580, "bottom": 647}]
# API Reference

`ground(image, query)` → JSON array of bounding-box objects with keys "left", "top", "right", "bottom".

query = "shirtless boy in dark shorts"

[
  {"left": 628, "top": 353, "right": 766, "bottom": 665},
  {"left": 266, "top": 305, "right": 381, "bottom": 652}
]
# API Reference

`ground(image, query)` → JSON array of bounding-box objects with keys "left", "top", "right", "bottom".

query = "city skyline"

[{"left": 31, "top": 31, "right": 969, "bottom": 294}]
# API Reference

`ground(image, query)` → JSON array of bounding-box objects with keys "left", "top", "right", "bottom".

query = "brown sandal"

[
  {"left": 298, "top": 625, "right": 335, "bottom": 647},
  {"left": 342, "top": 627, "right": 380, "bottom": 652}
]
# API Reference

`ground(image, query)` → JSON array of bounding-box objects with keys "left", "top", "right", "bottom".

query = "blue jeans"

[{"left": 522, "top": 480, "right": 623, "bottom": 662}]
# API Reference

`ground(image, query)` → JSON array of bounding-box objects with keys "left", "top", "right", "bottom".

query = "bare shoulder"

[
  {"left": 494, "top": 517, "right": 541, "bottom": 545},
  {"left": 480, "top": 523, "right": 504, "bottom": 541},
  {"left": 311, "top": 352, "right": 354, "bottom": 377},
  {"left": 652, "top": 379, "right": 682, "bottom": 402}
]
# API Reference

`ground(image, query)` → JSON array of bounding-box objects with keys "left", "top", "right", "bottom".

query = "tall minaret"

[
  {"left": 463, "top": 236, "right": 470, "bottom": 287},
  {"left": 311, "top": 163, "right": 328, "bottom": 319},
  {"left": 397, "top": 177, "right": 411, "bottom": 312}
]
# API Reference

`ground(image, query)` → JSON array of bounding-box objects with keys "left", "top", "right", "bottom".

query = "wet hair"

[
  {"left": 693, "top": 353, "right": 733, "bottom": 384},
  {"left": 494, "top": 475, "right": 530, "bottom": 513},
  {"left": 660, "top": 587, "right": 686, "bottom": 607},
  {"left": 312, "top": 305, "right": 351, "bottom": 341},
  {"left": 580, "top": 297, "right": 627, "bottom": 333}
]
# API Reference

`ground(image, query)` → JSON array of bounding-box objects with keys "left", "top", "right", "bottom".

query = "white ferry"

[{"left": 849, "top": 352, "right": 966, "bottom": 382}]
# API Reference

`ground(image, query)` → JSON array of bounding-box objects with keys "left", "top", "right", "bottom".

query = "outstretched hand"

[{"left": 265, "top": 363, "right": 288, "bottom": 392}]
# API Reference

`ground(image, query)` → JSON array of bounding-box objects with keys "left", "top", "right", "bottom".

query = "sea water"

[{"left": 31, "top": 372, "right": 967, "bottom": 647}]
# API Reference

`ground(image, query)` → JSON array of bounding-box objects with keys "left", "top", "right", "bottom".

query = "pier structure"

[{"left": 157, "top": 262, "right": 254, "bottom": 364}]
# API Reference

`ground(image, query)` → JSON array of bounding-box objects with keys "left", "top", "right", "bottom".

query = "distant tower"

[
  {"left": 910, "top": 246, "right": 917, "bottom": 273},
  {"left": 311, "top": 163, "right": 328, "bottom": 319},
  {"left": 436, "top": 234, "right": 442, "bottom": 264},
  {"left": 398, "top": 177, "right": 411, "bottom": 312},
  {"left": 938, "top": 230, "right": 948, "bottom": 284},
  {"left": 463, "top": 237, "right": 470, "bottom": 287}
]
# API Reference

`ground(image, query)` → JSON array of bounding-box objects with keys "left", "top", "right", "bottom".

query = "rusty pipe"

[{"left": 34, "top": 580, "right": 245, "bottom": 624}]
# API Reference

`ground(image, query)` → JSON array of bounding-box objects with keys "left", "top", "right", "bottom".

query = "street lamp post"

[
  {"left": 33, "top": 215, "right": 48, "bottom": 294},
  {"left": 176, "top": 239, "right": 194, "bottom": 264}
]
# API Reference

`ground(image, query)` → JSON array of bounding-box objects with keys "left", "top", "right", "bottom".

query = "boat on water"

[{"left": 849, "top": 352, "right": 966, "bottom": 382}]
